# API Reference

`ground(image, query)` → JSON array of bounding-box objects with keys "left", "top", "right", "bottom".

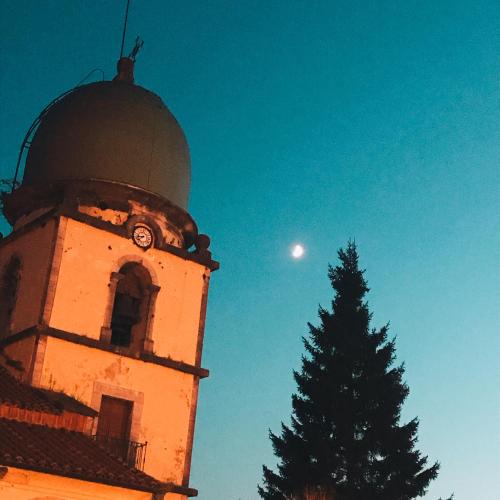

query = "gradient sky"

[{"left": 1, "top": 2, "right": 499, "bottom": 499}]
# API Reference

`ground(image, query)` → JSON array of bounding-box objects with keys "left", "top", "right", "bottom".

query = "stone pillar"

[
  {"left": 142, "top": 284, "right": 160, "bottom": 354},
  {"left": 100, "top": 272, "right": 123, "bottom": 343}
]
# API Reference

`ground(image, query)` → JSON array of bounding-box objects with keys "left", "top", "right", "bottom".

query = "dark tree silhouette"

[{"left": 259, "top": 242, "right": 439, "bottom": 500}]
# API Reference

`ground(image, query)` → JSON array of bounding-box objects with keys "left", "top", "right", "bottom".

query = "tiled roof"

[
  {"left": 37, "top": 388, "right": 98, "bottom": 417},
  {"left": 0, "top": 366, "right": 57, "bottom": 413},
  {"left": 0, "top": 365, "right": 96, "bottom": 416},
  {"left": 0, "top": 418, "right": 166, "bottom": 493}
]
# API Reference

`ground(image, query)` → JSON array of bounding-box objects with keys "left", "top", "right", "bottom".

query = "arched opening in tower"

[{"left": 110, "top": 262, "right": 153, "bottom": 352}]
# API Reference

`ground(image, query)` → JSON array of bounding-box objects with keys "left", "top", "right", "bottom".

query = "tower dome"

[{"left": 22, "top": 64, "right": 191, "bottom": 209}]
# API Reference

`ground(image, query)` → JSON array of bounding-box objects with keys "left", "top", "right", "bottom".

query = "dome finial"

[
  {"left": 115, "top": 36, "right": 144, "bottom": 83},
  {"left": 115, "top": 57, "right": 135, "bottom": 83},
  {"left": 116, "top": 0, "right": 143, "bottom": 84}
]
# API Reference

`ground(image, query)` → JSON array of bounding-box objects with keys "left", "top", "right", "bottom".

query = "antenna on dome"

[
  {"left": 115, "top": 1, "right": 144, "bottom": 83},
  {"left": 119, "top": 0, "right": 131, "bottom": 59}
]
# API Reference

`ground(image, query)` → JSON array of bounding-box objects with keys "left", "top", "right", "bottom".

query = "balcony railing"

[{"left": 93, "top": 434, "right": 147, "bottom": 471}]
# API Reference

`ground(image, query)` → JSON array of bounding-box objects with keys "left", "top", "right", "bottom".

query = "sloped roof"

[
  {"left": 0, "top": 418, "right": 166, "bottom": 493},
  {"left": 0, "top": 366, "right": 58, "bottom": 413},
  {"left": 36, "top": 387, "right": 98, "bottom": 417},
  {"left": 0, "top": 363, "right": 196, "bottom": 496},
  {"left": 0, "top": 365, "right": 96, "bottom": 416}
]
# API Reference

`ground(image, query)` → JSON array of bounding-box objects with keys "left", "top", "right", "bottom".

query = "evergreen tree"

[{"left": 259, "top": 242, "right": 439, "bottom": 500}]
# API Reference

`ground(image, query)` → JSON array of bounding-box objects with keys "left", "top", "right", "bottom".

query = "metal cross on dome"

[{"left": 129, "top": 36, "right": 144, "bottom": 62}]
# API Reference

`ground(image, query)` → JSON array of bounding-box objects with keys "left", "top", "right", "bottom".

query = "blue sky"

[{"left": 1, "top": 1, "right": 499, "bottom": 499}]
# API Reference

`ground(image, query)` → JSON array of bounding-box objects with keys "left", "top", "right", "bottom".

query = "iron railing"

[{"left": 93, "top": 434, "right": 147, "bottom": 471}]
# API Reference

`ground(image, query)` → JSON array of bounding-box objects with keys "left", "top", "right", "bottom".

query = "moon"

[{"left": 291, "top": 244, "right": 305, "bottom": 259}]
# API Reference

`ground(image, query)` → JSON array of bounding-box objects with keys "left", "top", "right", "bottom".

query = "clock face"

[{"left": 132, "top": 225, "right": 153, "bottom": 249}]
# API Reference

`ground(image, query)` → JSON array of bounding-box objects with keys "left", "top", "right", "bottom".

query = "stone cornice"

[{"left": 0, "top": 326, "right": 209, "bottom": 379}]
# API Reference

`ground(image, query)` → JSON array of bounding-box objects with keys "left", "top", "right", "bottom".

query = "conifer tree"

[{"left": 259, "top": 242, "right": 439, "bottom": 500}]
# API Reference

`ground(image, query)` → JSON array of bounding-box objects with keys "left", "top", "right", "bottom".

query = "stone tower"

[{"left": 0, "top": 57, "right": 217, "bottom": 499}]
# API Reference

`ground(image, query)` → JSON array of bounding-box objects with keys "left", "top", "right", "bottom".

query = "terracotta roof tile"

[
  {"left": 0, "top": 418, "right": 166, "bottom": 493},
  {"left": 36, "top": 388, "right": 98, "bottom": 417},
  {"left": 0, "top": 366, "right": 57, "bottom": 413},
  {"left": 0, "top": 366, "right": 96, "bottom": 416}
]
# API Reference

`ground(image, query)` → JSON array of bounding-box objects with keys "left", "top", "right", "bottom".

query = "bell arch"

[
  {"left": 100, "top": 258, "right": 160, "bottom": 354},
  {"left": 113, "top": 255, "right": 159, "bottom": 286}
]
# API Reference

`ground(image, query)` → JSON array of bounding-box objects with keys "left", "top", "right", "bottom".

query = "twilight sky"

[{"left": 1, "top": 1, "right": 499, "bottom": 499}]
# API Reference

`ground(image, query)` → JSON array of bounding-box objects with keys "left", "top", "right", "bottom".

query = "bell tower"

[{"left": 0, "top": 57, "right": 217, "bottom": 498}]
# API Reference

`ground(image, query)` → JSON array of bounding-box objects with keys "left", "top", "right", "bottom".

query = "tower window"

[
  {"left": 110, "top": 292, "right": 141, "bottom": 346},
  {"left": 110, "top": 263, "right": 152, "bottom": 351},
  {"left": 0, "top": 256, "right": 21, "bottom": 337}
]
